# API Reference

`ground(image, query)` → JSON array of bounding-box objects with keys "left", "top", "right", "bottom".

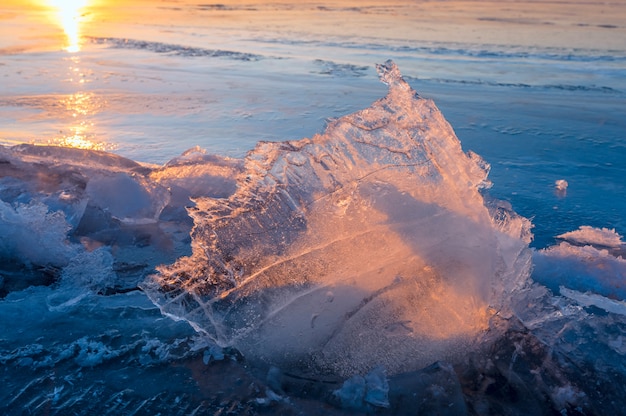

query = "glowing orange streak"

[{"left": 47, "top": 0, "right": 89, "bottom": 52}]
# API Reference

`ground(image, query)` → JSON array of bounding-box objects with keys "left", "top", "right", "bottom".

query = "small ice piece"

[
  {"left": 550, "top": 384, "right": 586, "bottom": 412},
  {"left": 85, "top": 172, "right": 169, "bottom": 224},
  {"left": 555, "top": 179, "right": 568, "bottom": 191},
  {"left": 202, "top": 344, "right": 225, "bottom": 364},
  {"left": 334, "top": 374, "right": 367, "bottom": 410},
  {"left": 0, "top": 200, "right": 75, "bottom": 267},
  {"left": 266, "top": 366, "right": 284, "bottom": 394},
  {"left": 60, "top": 247, "right": 116, "bottom": 291},
  {"left": 555, "top": 179, "right": 568, "bottom": 197},
  {"left": 254, "top": 388, "right": 283, "bottom": 406},
  {"left": 560, "top": 286, "right": 626, "bottom": 316},
  {"left": 364, "top": 366, "right": 390, "bottom": 408},
  {"left": 73, "top": 337, "right": 115, "bottom": 367},
  {"left": 557, "top": 225, "right": 623, "bottom": 248},
  {"left": 334, "top": 366, "right": 389, "bottom": 410}
]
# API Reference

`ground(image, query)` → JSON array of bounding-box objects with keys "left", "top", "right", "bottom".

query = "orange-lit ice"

[{"left": 144, "top": 61, "right": 533, "bottom": 376}]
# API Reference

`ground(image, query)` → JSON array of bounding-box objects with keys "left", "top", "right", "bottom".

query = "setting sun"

[{"left": 47, "top": 0, "right": 89, "bottom": 52}]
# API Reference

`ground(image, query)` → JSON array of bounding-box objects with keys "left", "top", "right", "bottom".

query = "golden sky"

[{"left": 3, "top": 0, "right": 625, "bottom": 53}]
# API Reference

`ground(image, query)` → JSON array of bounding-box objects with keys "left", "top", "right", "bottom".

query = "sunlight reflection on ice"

[
  {"left": 46, "top": 54, "right": 114, "bottom": 151},
  {"left": 51, "top": 90, "right": 113, "bottom": 151},
  {"left": 46, "top": 0, "right": 90, "bottom": 52}
]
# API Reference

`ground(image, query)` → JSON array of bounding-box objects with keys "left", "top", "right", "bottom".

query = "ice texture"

[
  {"left": 533, "top": 227, "right": 626, "bottom": 303},
  {"left": 0, "top": 200, "right": 75, "bottom": 267},
  {"left": 143, "top": 60, "right": 533, "bottom": 376},
  {"left": 506, "top": 283, "right": 626, "bottom": 416},
  {"left": 0, "top": 142, "right": 241, "bottom": 295},
  {"left": 557, "top": 225, "right": 624, "bottom": 248},
  {"left": 333, "top": 366, "right": 389, "bottom": 410}
]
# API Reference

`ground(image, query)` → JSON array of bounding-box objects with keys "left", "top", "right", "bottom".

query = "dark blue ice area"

[{"left": 422, "top": 82, "right": 626, "bottom": 249}]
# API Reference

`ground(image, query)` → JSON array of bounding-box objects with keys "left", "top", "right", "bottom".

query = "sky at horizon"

[{"left": 2, "top": 0, "right": 626, "bottom": 55}]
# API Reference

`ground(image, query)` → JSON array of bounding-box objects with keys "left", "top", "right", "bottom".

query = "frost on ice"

[{"left": 143, "top": 60, "right": 533, "bottom": 376}]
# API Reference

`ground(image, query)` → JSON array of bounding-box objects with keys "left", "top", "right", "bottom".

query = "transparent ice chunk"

[{"left": 143, "top": 61, "right": 533, "bottom": 376}]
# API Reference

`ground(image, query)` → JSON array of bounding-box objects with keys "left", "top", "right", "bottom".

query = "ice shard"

[{"left": 142, "top": 60, "right": 533, "bottom": 376}]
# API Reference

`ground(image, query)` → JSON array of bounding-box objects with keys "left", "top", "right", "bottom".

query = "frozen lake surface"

[
  {"left": 1, "top": 0, "right": 625, "bottom": 247},
  {"left": 1, "top": 1, "right": 626, "bottom": 414}
]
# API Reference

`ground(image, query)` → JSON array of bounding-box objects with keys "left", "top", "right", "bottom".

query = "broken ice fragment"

[{"left": 143, "top": 61, "right": 532, "bottom": 377}]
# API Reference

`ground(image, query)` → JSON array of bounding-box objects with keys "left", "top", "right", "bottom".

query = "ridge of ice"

[
  {"left": 0, "top": 142, "right": 240, "bottom": 297},
  {"left": 560, "top": 286, "right": 626, "bottom": 316},
  {"left": 557, "top": 225, "right": 624, "bottom": 249},
  {"left": 533, "top": 238, "right": 626, "bottom": 300}
]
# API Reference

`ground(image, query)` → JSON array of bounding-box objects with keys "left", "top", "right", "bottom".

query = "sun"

[{"left": 47, "top": 0, "right": 90, "bottom": 52}]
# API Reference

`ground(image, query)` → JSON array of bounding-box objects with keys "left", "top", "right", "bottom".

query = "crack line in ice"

[{"left": 207, "top": 161, "right": 429, "bottom": 242}]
